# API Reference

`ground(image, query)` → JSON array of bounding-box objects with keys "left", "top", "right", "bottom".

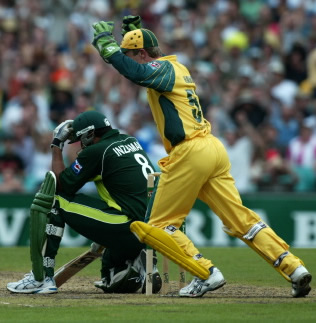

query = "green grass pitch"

[{"left": 0, "top": 247, "right": 315, "bottom": 322}]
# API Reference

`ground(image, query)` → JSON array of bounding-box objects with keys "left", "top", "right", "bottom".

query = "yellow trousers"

[{"left": 148, "top": 134, "right": 302, "bottom": 280}]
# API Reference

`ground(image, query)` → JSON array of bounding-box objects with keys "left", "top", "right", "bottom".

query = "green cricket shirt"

[{"left": 59, "top": 129, "right": 154, "bottom": 221}]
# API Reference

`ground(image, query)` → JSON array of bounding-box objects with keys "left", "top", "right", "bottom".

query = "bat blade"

[{"left": 54, "top": 246, "right": 104, "bottom": 287}]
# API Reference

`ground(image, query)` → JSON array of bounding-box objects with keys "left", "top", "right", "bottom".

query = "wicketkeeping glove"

[
  {"left": 51, "top": 120, "right": 74, "bottom": 150},
  {"left": 121, "top": 15, "right": 142, "bottom": 36},
  {"left": 92, "top": 21, "right": 120, "bottom": 63}
]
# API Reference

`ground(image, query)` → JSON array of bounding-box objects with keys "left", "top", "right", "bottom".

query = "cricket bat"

[{"left": 54, "top": 243, "right": 104, "bottom": 287}]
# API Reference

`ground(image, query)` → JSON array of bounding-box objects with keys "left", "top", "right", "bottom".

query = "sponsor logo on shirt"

[
  {"left": 148, "top": 61, "right": 161, "bottom": 69},
  {"left": 71, "top": 159, "right": 82, "bottom": 174}
]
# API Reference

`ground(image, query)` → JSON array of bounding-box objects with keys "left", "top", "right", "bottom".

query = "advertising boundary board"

[{"left": 0, "top": 193, "right": 315, "bottom": 247}]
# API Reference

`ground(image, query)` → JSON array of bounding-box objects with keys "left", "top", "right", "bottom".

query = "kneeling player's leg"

[
  {"left": 7, "top": 171, "right": 59, "bottom": 294},
  {"left": 30, "top": 171, "right": 57, "bottom": 282},
  {"left": 56, "top": 193, "right": 153, "bottom": 291},
  {"left": 43, "top": 207, "right": 65, "bottom": 277}
]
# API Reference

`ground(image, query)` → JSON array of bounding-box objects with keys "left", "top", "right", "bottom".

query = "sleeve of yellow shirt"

[{"left": 109, "top": 52, "right": 175, "bottom": 92}]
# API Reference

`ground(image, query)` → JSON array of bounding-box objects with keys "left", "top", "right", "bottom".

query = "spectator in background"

[
  {"left": 49, "top": 85, "right": 74, "bottom": 125},
  {"left": 286, "top": 119, "right": 316, "bottom": 191},
  {"left": 250, "top": 123, "right": 299, "bottom": 192},
  {"left": 269, "top": 104, "right": 300, "bottom": 155},
  {"left": 0, "top": 132, "right": 25, "bottom": 193},
  {"left": 1, "top": 83, "right": 34, "bottom": 134},
  {"left": 0, "top": 167, "right": 25, "bottom": 193},
  {"left": 220, "top": 124, "right": 254, "bottom": 194},
  {"left": 230, "top": 91, "right": 267, "bottom": 128},
  {"left": 1, "top": 0, "right": 316, "bottom": 194},
  {"left": 284, "top": 43, "right": 308, "bottom": 85},
  {"left": 255, "top": 147, "right": 299, "bottom": 192},
  {"left": 294, "top": 91, "right": 314, "bottom": 122},
  {"left": 307, "top": 46, "right": 316, "bottom": 98},
  {"left": 9, "top": 121, "right": 34, "bottom": 174},
  {"left": 269, "top": 60, "right": 299, "bottom": 107},
  {"left": 25, "top": 131, "right": 53, "bottom": 192}
]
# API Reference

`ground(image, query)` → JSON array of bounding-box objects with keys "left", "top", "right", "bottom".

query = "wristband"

[{"left": 51, "top": 138, "right": 64, "bottom": 150}]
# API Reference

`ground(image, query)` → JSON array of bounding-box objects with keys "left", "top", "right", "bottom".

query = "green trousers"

[{"left": 44, "top": 192, "right": 145, "bottom": 278}]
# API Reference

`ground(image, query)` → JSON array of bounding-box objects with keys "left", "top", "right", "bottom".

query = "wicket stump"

[{"left": 146, "top": 172, "right": 186, "bottom": 296}]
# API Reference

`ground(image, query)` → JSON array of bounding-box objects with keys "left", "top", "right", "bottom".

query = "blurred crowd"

[{"left": 1, "top": 0, "right": 316, "bottom": 194}]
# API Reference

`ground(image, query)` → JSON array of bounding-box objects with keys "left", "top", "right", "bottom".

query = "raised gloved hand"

[
  {"left": 121, "top": 15, "right": 141, "bottom": 36},
  {"left": 92, "top": 21, "right": 120, "bottom": 63},
  {"left": 51, "top": 120, "right": 74, "bottom": 150}
]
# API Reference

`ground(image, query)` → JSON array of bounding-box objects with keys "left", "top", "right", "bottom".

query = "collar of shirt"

[
  {"left": 156, "top": 55, "right": 177, "bottom": 62},
  {"left": 100, "top": 129, "right": 120, "bottom": 141}
]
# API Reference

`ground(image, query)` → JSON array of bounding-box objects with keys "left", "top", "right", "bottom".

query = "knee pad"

[
  {"left": 223, "top": 221, "right": 268, "bottom": 242},
  {"left": 242, "top": 221, "right": 267, "bottom": 240}
]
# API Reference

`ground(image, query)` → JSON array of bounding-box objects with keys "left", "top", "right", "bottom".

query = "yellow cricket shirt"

[{"left": 110, "top": 53, "right": 211, "bottom": 153}]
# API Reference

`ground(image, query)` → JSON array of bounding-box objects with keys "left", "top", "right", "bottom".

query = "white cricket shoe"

[
  {"left": 179, "top": 267, "right": 226, "bottom": 297},
  {"left": 290, "top": 265, "right": 312, "bottom": 298},
  {"left": 7, "top": 272, "right": 58, "bottom": 294}
]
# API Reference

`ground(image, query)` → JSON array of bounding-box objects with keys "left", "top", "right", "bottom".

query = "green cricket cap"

[
  {"left": 120, "top": 28, "right": 159, "bottom": 53},
  {"left": 69, "top": 110, "right": 111, "bottom": 143}
]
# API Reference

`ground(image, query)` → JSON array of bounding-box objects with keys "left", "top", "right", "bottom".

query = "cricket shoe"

[
  {"left": 290, "top": 265, "right": 312, "bottom": 298},
  {"left": 179, "top": 266, "right": 226, "bottom": 297},
  {"left": 133, "top": 249, "right": 162, "bottom": 294},
  {"left": 7, "top": 271, "right": 58, "bottom": 294}
]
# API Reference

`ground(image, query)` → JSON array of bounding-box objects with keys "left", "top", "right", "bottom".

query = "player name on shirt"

[{"left": 112, "top": 141, "right": 143, "bottom": 157}]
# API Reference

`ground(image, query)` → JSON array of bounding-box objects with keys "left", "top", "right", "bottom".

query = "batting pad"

[
  {"left": 130, "top": 221, "right": 209, "bottom": 280},
  {"left": 30, "top": 171, "right": 56, "bottom": 281}
]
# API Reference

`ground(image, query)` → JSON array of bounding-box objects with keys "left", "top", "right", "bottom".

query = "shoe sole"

[
  {"left": 33, "top": 287, "right": 58, "bottom": 294},
  {"left": 7, "top": 286, "right": 58, "bottom": 294},
  {"left": 179, "top": 280, "right": 226, "bottom": 298},
  {"left": 293, "top": 273, "right": 312, "bottom": 298}
]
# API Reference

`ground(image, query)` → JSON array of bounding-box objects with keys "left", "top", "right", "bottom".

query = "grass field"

[{"left": 0, "top": 247, "right": 315, "bottom": 322}]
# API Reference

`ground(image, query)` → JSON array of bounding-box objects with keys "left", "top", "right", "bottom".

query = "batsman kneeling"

[{"left": 7, "top": 110, "right": 162, "bottom": 294}]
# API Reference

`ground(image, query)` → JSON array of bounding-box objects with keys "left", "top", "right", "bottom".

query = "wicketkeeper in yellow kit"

[{"left": 91, "top": 16, "right": 312, "bottom": 297}]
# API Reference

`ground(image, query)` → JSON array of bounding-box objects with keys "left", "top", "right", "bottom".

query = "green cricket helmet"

[{"left": 70, "top": 110, "right": 111, "bottom": 148}]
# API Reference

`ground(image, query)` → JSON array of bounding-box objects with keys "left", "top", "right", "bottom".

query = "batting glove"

[
  {"left": 121, "top": 15, "right": 141, "bottom": 36},
  {"left": 92, "top": 21, "right": 120, "bottom": 63},
  {"left": 51, "top": 120, "right": 74, "bottom": 150}
]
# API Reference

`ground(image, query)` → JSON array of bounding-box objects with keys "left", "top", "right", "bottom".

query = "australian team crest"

[
  {"left": 71, "top": 159, "right": 83, "bottom": 174},
  {"left": 148, "top": 61, "right": 161, "bottom": 69}
]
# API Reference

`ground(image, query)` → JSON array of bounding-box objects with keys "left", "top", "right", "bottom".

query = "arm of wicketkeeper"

[{"left": 92, "top": 21, "right": 121, "bottom": 63}]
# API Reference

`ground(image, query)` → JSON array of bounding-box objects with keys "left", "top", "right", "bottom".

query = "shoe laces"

[
  {"left": 22, "top": 272, "right": 34, "bottom": 281},
  {"left": 186, "top": 277, "right": 203, "bottom": 289}
]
